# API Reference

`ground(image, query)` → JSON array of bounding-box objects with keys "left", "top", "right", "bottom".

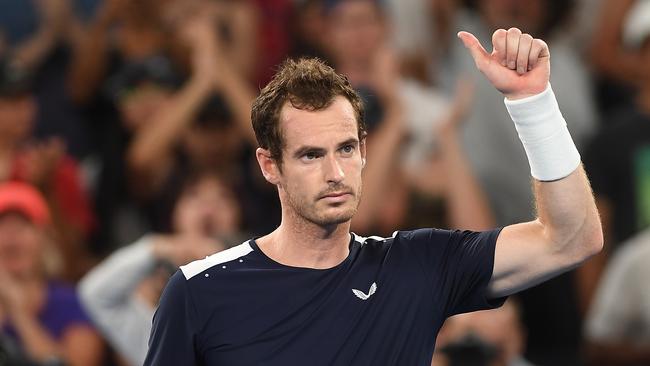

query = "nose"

[{"left": 324, "top": 154, "right": 345, "bottom": 184}]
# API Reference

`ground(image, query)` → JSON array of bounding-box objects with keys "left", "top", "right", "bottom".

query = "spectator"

[
  {"left": 584, "top": 0, "right": 650, "bottom": 248},
  {"left": 432, "top": 299, "right": 534, "bottom": 366},
  {"left": 0, "top": 182, "right": 103, "bottom": 366},
  {"left": 67, "top": 0, "right": 179, "bottom": 105},
  {"left": 0, "top": 0, "right": 93, "bottom": 158},
  {"left": 79, "top": 171, "right": 240, "bottom": 366},
  {"left": 581, "top": 11, "right": 650, "bottom": 362},
  {"left": 123, "top": 11, "right": 259, "bottom": 232},
  {"left": 324, "top": 0, "right": 493, "bottom": 235},
  {"left": 0, "top": 58, "right": 96, "bottom": 282},
  {"left": 88, "top": 6, "right": 263, "bottom": 250},
  {"left": 587, "top": 0, "right": 649, "bottom": 115},
  {"left": 584, "top": 228, "right": 650, "bottom": 365}
]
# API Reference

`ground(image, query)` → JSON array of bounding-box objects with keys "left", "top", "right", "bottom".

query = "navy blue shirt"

[{"left": 144, "top": 228, "right": 505, "bottom": 365}]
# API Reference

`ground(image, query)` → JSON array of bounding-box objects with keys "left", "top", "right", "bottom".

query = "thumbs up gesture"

[{"left": 458, "top": 28, "right": 550, "bottom": 100}]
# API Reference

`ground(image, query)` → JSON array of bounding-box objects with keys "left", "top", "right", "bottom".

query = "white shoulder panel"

[
  {"left": 180, "top": 241, "right": 253, "bottom": 279},
  {"left": 352, "top": 232, "right": 398, "bottom": 245}
]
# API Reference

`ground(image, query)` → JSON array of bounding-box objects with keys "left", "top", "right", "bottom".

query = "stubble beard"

[{"left": 286, "top": 182, "right": 363, "bottom": 228}]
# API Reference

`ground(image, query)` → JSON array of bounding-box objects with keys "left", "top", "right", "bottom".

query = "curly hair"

[{"left": 251, "top": 58, "right": 366, "bottom": 168}]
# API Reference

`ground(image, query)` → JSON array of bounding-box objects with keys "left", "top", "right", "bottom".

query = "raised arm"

[
  {"left": 458, "top": 28, "right": 603, "bottom": 298},
  {"left": 126, "top": 16, "right": 216, "bottom": 196}
]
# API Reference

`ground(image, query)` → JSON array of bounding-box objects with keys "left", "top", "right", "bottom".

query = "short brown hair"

[{"left": 251, "top": 58, "right": 366, "bottom": 165}]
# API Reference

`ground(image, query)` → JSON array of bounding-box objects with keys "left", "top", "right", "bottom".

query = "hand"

[
  {"left": 36, "top": 0, "right": 70, "bottom": 30},
  {"left": 369, "top": 46, "right": 401, "bottom": 106},
  {"left": 96, "top": 0, "right": 128, "bottom": 26},
  {"left": 0, "top": 268, "right": 26, "bottom": 316},
  {"left": 458, "top": 28, "right": 550, "bottom": 100},
  {"left": 437, "top": 76, "right": 475, "bottom": 138},
  {"left": 178, "top": 13, "right": 225, "bottom": 85}
]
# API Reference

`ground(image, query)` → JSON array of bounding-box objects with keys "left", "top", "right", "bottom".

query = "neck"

[{"left": 257, "top": 209, "right": 352, "bottom": 269}]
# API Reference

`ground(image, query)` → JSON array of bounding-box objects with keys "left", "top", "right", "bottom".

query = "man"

[
  {"left": 79, "top": 171, "right": 238, "bottom": 366},
  {"left": 432, "top": 299, "right": 534, "bottom": 366},
  {"left": 0, "top": 182, "right": 104, "bottom": 366},
  {"left": 583, "top": 228, "right": 650, "bottom": 364},
  {"left": 144, "top": 28, "right": 602, "bottom": 365}
]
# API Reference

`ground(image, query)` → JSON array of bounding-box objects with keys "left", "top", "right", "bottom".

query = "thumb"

[{"left": 457, "top": 31, "right": 489, "bottom": 68}]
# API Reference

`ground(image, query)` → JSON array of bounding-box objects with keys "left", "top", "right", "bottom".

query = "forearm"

[
  {"left": 439, "top": 129, "right": 494, "bottom": 230},
  {"left": 219, "top": 70, "right": 257, "bottom": 145},
  {"left": 226, "top": 2, "right": 258, "bottom": 80},
  {"left": 588, "top": 0, "right": 642, "bottom": 84},
  {"left": 11, "top": 311, "right": 62, "bottom": 362},
  {"left": 79, "top": 236, "right": 157, "bottom": 310},
  {"left": 12, "top": 0, "right": 67, "bottom": 70},
  {"left": 533, "top": 166, "right": 601, "bottom": 257},
  {"left": 352, "top": 102, "right": 404, "bottom": 232},
  {"left": 12, "top": 28, "right": 59, "bottom": 71},
  {"left": 67, "top": 21, "right": 111, "bottom": 104},
  {"left": 127, "top": 76, "right": 212, "bottom": 173},
  {"left": 505, "top": 85, "right": 602, "bottom": 257}
]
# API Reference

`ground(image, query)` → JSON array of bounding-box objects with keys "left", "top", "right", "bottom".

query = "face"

[
  {"left": 173, "top": 176, "right": 240, "bottom": 237},
  {"left": 182, "top": 124, "right": 241, "bottom": 166},
  {"left": 436, "top": 302, "right": 523, "bottom": 365},
  {"left": 119, "top": 83, "right": 173, "bottom": 131},
  {"left": 0, "top": 95, "right": 35, "bottom": 144},
  {"left": 261, "top": 96, "right": 366, "bottom": 227},
  {"left": 0, "top": 213, "right": 42, "bottom": 277},
  {"left": 327, "top": 0, "right": 385, "bottom": 66}
]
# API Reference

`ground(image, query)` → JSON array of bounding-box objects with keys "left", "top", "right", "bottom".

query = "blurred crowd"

[{"left": 0, "top": 0, "right": 649, "bottom": 365}]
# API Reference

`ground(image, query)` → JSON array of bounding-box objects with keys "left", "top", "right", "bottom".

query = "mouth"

[{"left": 319, "top": 191, "right": 353, "bottom": 202}]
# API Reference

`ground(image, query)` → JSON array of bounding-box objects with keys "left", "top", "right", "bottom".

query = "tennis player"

[{"left": 143, "top": 28, "right": 602, "bottom": 365}]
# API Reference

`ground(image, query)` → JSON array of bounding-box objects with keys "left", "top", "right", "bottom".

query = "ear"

[{"left": 256, "top": 148, "right": 281, "bottom": 185}]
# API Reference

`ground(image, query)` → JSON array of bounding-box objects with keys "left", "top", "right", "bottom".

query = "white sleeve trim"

[{"left": 180, "top": 241, "right": 253, "bottom": 279}]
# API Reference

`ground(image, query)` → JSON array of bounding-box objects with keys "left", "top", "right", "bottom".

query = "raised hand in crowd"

[
  {"left": 10, "top": 0, "right": 72, "bottom": 71},
  {"left": 127, "top": 8, "right": 256, "bottom": 199},
  {"left": 351, "top": 46, "right": 406, "bottom": 233},
  {"left": 434, "top": 78, "right": 494, "bottom": 231},
  {"left": 67, "top": 0, "right": 165, "bottom": 103}
]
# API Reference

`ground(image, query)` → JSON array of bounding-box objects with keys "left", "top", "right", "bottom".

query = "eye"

[
  {"left": 340, "top": 145, "right": 355, "bottom": 155},
  {"left": 301, "top": 151, "right": 321, "bottom": 162}
]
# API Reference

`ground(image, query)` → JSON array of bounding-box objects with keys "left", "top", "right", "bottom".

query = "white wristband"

[{"left": 504, "top": 83, "right": 581, "bottom": 181}]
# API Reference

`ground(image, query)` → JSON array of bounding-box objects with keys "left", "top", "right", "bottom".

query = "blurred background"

[{"left": 0, "top": 0, "right": 649, "bottom": 365}]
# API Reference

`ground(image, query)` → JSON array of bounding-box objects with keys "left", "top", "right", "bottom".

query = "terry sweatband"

[{"left": 504, "top": 83, "right": 581, "bottom": 181}]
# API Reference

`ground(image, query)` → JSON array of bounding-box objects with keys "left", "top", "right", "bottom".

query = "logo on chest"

[{"left": 352, "top": 282, "right": 377, "bottom": 300}]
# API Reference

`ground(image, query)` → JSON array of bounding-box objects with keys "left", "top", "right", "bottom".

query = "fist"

[{"left": 458, "top": 27, "right": 550, "bottom": 100}]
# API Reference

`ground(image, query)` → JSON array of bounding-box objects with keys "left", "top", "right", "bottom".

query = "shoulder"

[
  {"left": 179, "top": 240, "right": 254, "bottom": 280},
  {"left": 353, "top": 228, "right": 498, "bottom": 248}
]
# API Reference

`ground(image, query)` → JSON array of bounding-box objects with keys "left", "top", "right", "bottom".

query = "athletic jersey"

[{"left": 144, "top": 228, "right": 505, "bottom": 365}]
